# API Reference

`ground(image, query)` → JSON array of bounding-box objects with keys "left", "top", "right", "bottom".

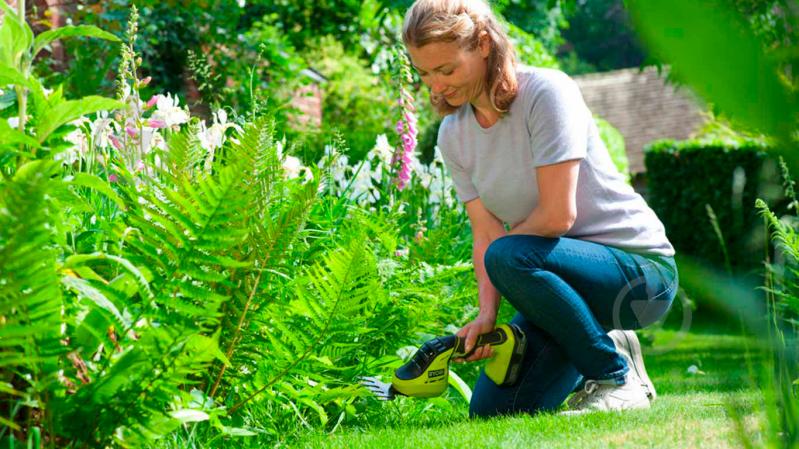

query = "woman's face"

[{"left": 406, "top": 37, "right": 489, "bottom": 108}]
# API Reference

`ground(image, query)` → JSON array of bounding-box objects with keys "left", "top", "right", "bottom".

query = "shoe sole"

[
  {"left": 559, "top": 399, "right": 650, "bottom": 416},
  {"left": 613, "top": 331, "right": 657, "bottom": 401}
]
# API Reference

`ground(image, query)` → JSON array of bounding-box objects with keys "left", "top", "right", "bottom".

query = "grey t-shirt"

[{"left": 437, "top": 66, "right": 675, "bottom": 256}]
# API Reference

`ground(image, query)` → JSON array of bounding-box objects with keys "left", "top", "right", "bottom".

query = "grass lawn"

[{"left": 293, "top": 323, "right": 768, "bottom": 449}]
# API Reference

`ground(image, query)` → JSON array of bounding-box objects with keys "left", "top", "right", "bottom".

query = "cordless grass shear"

[{"left": 360, "top": 323, "right": 527, "bottom": 400}]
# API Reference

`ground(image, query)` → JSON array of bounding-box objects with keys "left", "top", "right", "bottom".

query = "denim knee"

[
  {"left": 484, "top": 235, "right": 556, "bottom": 279},
  {"left": 484, "top": 236, "right": 515, "bottom": 279}
]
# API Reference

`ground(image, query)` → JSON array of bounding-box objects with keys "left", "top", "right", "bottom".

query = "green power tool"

[{"left": 361, "top": 323, "right": 527, "bottom": 400}]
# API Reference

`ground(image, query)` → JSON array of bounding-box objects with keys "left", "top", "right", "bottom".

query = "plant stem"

[{"left": 209, "top": 269, "right": 263, "bottom": 398}]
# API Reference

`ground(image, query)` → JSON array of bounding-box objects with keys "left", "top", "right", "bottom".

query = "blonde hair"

[{"left": 402, "top": 0, "right": 518, "bottom": 117}]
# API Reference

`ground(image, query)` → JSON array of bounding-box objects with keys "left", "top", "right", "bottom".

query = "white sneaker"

[
  {"left": 562, "top": 373, "right": 650, "bottom": 415},
  {"left": 608, "top": 330, "right": 657, "bottom": 401}
]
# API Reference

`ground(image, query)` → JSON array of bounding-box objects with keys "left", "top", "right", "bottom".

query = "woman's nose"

[{"left": 430, "top": 81, "right": 446, "bottom": 95}]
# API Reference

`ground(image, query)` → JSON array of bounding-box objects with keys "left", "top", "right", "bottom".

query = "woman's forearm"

[
  {"left": 509, "top": 205, "right": 575, "bottom": 237},
  {"left": 473, "top": 236, "right": 502, "bottom": 320}
]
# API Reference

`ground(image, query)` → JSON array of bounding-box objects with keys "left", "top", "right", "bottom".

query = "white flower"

[
  {"left": 57, "top": 117, "right": 91, "bottom": 165},
  {"left": 276, "top": 140, "right": 285, "bottom": 159},
  {"left": 197, "top": 122, "right": 224, "bottom": 152},
  {"left": 371, "top": 134, "right": 395, "bottom": 166},
  {"left": 197, "top": 109, "right": 241, "bottom": 172},
  {"left": 349, "top": 160, "right": 375, "bottom": 203},
  {"left": 150, "top": 94, "right": 189, "bottom": 127},
  {"left": 282, "top": 155, "right": 303, "bottom": 179},
  {"left": 7, "top": 117, "right": 19, "bottom": 128},
  {"left": 91, "top": 112, "right": 114, "bottom": 149},
  {"left": 139, "top": 127, "right": 162, "bottom": 154}
]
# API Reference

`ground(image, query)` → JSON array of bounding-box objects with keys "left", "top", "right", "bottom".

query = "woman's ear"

[{"left": 478, "top": 31, "right": 491, "bottom": 59}]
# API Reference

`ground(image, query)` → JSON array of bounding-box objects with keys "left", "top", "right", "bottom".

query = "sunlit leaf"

[
  {"left": 169, "top": 409, "right": 209, "bottom": 423},
  {"left": 36, "top": 96, "right": 124, "bottom": 143},
  {"left": 33, "top": 25, "right": 120, "bottom": 57},
  {"left": 64, "top": 172, "right": 127, "bottom": 211}
]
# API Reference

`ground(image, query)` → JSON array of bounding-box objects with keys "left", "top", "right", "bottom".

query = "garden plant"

[{"left": 0, "top": 0, "right": 798, "bottom": 448}]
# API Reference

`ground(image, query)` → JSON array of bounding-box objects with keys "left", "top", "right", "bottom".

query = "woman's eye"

[{"left": 441, "top": 69, "right": 454, "bottom": 76}]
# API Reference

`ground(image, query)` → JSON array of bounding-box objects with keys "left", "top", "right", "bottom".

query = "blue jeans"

[{"left": 469, "top": 235, "right": 678, "bottom": 418}]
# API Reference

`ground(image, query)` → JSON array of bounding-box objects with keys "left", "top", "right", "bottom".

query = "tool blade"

[{"left": 359, "top": 376, "right": 397, "bottom": 401}]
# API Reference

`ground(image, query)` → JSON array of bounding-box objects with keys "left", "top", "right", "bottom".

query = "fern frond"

[
  {"left": 0, "top": 160, "right": 66, "bottom": 434},
  {"left": 228, "top": 234, "right": 379, "bottom": 412}
]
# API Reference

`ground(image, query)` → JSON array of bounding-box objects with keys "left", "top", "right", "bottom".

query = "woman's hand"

[{"left": 452, "top": 313, "right": 497, "bottom": 363}]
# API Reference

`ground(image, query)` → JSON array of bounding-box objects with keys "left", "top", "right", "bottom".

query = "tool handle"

[{"left": 453, "top": 327, "right": 508, "bottom": 357}]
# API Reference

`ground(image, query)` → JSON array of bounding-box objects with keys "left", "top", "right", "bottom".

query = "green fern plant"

[{"left": 0, "top": 160, "right": 66, "bottom": 441}]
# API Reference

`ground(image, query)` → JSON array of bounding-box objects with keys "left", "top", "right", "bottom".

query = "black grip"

[{"left": 453, "top": 327, "right": 507, "bottom": 357}]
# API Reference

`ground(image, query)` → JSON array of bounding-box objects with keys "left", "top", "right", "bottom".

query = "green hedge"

[{"left": 644, "top": 139, "right": 773, "bottom": 272}]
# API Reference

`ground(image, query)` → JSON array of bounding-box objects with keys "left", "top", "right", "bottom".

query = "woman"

[{"left": 402, "top": 0, "right": 679, "bottom": 417}]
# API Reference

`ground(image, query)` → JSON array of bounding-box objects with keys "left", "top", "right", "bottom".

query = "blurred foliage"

[
  {"left": 559, "top": 0, "right": 646, "bottom": 74},
  {"left": 627, "top": 0, "right": 799, "bottom": 445},
  {"left": 494, "top": 0, "right": 570, "bottom": 54},
  {"left": 295, "top": 36, "right": 397, "bottom": 162},
  {"left": 241, "top": 0, "right": 389, "bottom": 52},
  {"left": 595, "top": 116, "right": 630, "bottom": 181}
]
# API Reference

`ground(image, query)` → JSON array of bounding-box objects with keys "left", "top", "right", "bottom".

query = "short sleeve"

[
  {"left": 527, "top": 73, "right": 589, "bottom": 168},
  {"left": 437, "top": 120, "right": 479, "bottom": 203}
]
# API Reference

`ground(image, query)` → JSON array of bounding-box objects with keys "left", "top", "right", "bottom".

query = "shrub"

[
  {"left": 644, "top": 138, "right": 776, "bottom": 272},
  {"left": 296, "top": 36, "right": 397, "bottom": 163}
]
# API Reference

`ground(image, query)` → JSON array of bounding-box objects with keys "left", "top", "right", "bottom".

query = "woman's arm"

[
  {"left": 509, "top": 159, "right": 580, "bottom": 237},
  {"left": 453, "top": 198, "right": 506, "bottom": 362},
  {"left": 467, "top": 198, "right": 507, "bottom": 320}
]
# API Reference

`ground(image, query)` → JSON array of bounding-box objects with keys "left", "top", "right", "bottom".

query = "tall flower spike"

[{"left": 393, "top": 48, "right": 418, "bottom": 191}]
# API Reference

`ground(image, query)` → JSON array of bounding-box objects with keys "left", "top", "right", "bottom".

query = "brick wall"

[{"left": 291, "top": 82, "right": 322, "bottom": 128}]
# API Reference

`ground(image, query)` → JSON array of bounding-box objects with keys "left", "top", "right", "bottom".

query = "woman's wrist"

[{"left": 477, "top": 309, "right": 497, "bottom": 323}]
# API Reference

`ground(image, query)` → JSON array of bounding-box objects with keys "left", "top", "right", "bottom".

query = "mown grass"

[{"left": 292, "top": 323, "right": 768, "bottom": 449}]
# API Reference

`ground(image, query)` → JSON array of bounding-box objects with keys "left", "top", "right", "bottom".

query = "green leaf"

[
  {"left": 0, "top": 382, "right": 21, "bottom": 396},
  {"left": 0, "top": 416, "right": 20, "bottom": 431},
  {"left": 0, "top": 63, "right": 29, "bottom": 88},
  {"left": 63, "top": 252, "right": 153, "bottom": 301},
  {"left": 0, "top": 2, "right": 33, "bottom": 67},
  {"left": 36, "top": 96, "right": 124, "bottom": 143},
  {"left": 33, "top": 25, "right": 120, "bottom": 57},
  {"left": 221, "top": 427, "right": 257, "bottom": 437},
  {"left": 169, "top": 409, "right": 209, "bottom": 423},
  {"left": 64, "top": 172, "right": 127, "bottom": 211},
  {"left": 61, "top": 275, "right": 130, "bottom": 328},
  {"left": 0, "top": 117, "right": 39, "bottom": 148},
  {"left": 447, "top": 368, "right": 472, "bottom": 403}
]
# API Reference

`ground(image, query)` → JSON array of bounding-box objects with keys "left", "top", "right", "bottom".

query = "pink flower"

[
  {"left": 108, "top": 174, "right": 119, "bottom": 183},
  {"left": 135, "top": 160, "right": 145, "bottom": 172},
  {"left": 140, "top": 76, "right": 152, "bottom": 87},
  {"left": 145, "top": 95, "right": 158, "bottom": 109},
  {"left": 147, "top": 119, "right": 167, "bottom": 129},
  {"left": 395, "top": 119, "right": 404, "bottom": 135},
  {"left": 109, "top": 134, "right": 123, "bottom": 150},
  {"left": 404, "top": 111, "right": 417, "bottom": 126},
  {"left": 125, "top": 126, "right": 138, "bottom": 138},
  {"left": 401, "top": 133, "right": 415, "bottom": 152}
]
